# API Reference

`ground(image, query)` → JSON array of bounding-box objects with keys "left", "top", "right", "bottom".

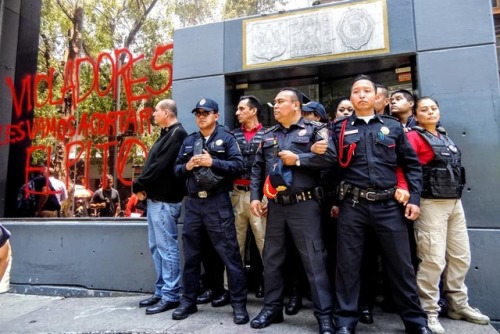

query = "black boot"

[
  {"left": 317, "top": 315, "right": 335, "bottom": 334},
  {"left": 285, "top": 290, "right": 302, "bottom": 315}
]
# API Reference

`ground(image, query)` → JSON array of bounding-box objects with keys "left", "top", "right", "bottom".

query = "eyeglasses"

[{"left": 194, "top": 110, "right": 215, "bottom": 117}]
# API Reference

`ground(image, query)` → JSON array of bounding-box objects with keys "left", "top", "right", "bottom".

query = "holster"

[{"left": 338, "top": 181, "right": 351, "bottom": 201}]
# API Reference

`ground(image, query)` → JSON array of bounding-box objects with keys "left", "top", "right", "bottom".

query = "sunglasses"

[{"left": 194, "top": 110, "right": 215, "bottom": 117}]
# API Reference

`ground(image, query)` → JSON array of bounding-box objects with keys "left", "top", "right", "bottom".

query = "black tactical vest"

[
  {"left": 414, "top": 127, "right": 465, "bottom": 199},
  {"left": 233, "top": 127, "right": 266, "bottom": 180}
]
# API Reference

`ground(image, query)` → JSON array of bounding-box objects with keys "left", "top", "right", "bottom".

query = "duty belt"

[
  {"left": 339, "top": 181, "right": 396, "bottom": 204},
  {"left": 189, "top": 191, "right": 210, "bottom": 199},
  {"left": 274, "top": 187, "right": 323, "bottom": 205}
]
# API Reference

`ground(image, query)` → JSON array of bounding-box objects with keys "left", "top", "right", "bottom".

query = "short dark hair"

[
  {"left": 352, "top": 74, "right": 377, "bottom": 92},
  {"left": 391, "top": 89, "right": 414, "bottom": 103},
  {"left": 239, "top": 95, "right": 263, "bottom": 116},
  {"left": 416, "top": 96, "right": 439, "bottom": 111},
  {"left": 279, "top": 87, "right": 303, "bottom": 108}
]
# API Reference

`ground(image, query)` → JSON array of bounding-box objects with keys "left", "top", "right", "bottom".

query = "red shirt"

[
  {"left": 241, "top": 123, "right": 263, "bottom": 142},
  {"left": 396, "top": 130, "right": 436, "bottom": 190}
]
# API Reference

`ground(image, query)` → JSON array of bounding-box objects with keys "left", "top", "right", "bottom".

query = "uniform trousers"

[
  {"left": 182, "top": 192, "right": 247, "bottom": 306},
  {"left": 415, "top": 198, "right": 470, "bottom": 315},
  {"left": 335, "top": 197, "right": 427, "bottom": 330},
  {"left": 264, "top": 199, "right": 332, "bottom": 317},
  {"left": 231, "top": 187, "right": 266, "bottom": 259}
]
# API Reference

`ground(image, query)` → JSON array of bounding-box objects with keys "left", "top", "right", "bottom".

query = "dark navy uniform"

[
  {"left": 332, "top": 114, "right": 427, "bottom": 331},
  {"left": 250, "top": 117, "right": 336, "bottom": 317},
  {"left": 174, "top": 125, "right": 246, "bottom": 307}
]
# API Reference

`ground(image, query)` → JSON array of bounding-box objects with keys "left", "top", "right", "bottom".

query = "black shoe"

[
  {"left": 359, "top": 307, "right": 374, "bottom": 324},
  {"left": 172, "top": 302, "right": 198, "bottom": 320},
  {"left": 145, "top": 300, "right": 180, "bottom": 315},
  {"left": 406, "top": 326, "right": 432, "bottom": 334},
  {"left": 211, "top": 290, "right": 230, "bottom": 307},
  {"left": 250, "top": 307, "right": 284, "bottom": 329},
  {"left": 139, "top": 295, "right": 161, "bottom": 308},
  {"left": 196, "top": 289, "right": 213, "bottom": 304},
  {"left": 317, "top": 315, "right": 335, "bottom": 334},
  {"left": 255, "top": 283, "right": 264, "bottom": 298},
  {"left": 336, "top": 326, "right": 355, "bottom": 334},
  {"left": 285, "top": 294, "right": 302, "bottom": 315},
  {"left": 233, "top": 304, "right": 250, "bottom": 325}
]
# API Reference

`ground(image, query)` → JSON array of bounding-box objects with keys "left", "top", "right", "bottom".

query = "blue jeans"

[{"left": 147, "top": 199, "right": 182, "bottom": 302}]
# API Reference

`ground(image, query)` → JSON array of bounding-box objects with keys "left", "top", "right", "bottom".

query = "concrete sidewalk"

[{"left": 0, "top": 293, "right": 497, "bottom": 334}]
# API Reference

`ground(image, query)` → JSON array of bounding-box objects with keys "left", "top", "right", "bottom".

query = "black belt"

[
  {"left": 234, "top": 185, "right": 250, "bottom": 192},
  {"left": 340, "top": 182, "right": 396, "bottom": 202},
  {"left": 274, "top": 187, "right": 323, "bottom": 205}
]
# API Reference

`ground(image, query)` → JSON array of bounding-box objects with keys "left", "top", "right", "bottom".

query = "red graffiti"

[{"left": 1, "top": 44, "right": 174, "bottom": 196}]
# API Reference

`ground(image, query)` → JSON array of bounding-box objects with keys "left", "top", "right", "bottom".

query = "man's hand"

[
  {"left": 197, "top": 149, "right": 213, "bottom": 167},
  {"left": 251, "top": 200, "right": 264, "bottom": 217},
  {"left": 311, "top": 139, "right": 328, "bottom": 155},
  {"left": 278, "top": 150, "right": 299, "bottom": 166},
  {"left": 405, "top": 203, "right": 420, "bottom": 221},
  {"left": 394, "top": 188, "right": 410, "bottom": 206},
  {"left": 188, "top": 150, "right": 213, "bottom": 170}
]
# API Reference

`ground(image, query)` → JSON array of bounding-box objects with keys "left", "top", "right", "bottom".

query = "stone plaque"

[{"left": 243, "top": 0, "right": 389, "bottom": 68}]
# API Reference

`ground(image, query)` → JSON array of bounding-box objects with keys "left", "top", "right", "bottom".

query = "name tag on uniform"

[{"left": 344, "top": 129, "right": 359, "bottom": 135}]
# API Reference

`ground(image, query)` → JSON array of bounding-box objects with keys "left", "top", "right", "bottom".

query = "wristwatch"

[{"left": 295, "top": 157, "right": 300, "bottom": 166}]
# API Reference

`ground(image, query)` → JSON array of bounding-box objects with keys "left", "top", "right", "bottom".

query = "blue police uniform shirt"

[
  {"left": 250, "top": 117, "right": 336, "bottom": 202},
  {"left": 332, "top": 113, "right": 422, "bottom": 205},
  {"left": 174, "top": 124, "right": 244, "bottom": 195}
]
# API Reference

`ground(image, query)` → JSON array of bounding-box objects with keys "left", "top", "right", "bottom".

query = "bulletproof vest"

[
  {"left": 233, "top": 127, "right": 265, "bottom": 179},
  {"left": 414, "top": 127, "right": 465, "bottom": 199}
]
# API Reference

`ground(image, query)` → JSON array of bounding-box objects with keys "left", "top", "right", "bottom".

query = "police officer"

[
  {"left": 330, "top": 75, "right": 431, "bottom": 334},
  {"left": 406, "top": 97, "right": 489, "bottom": 333},
  {"left": 232, "top": 95, "right": 267, "bottom": 297},
  {"left": 283, "top": 100, "right": 330, "bottom": 317},
  {"left": 250, "top": 88, "right": 336, "bottom": 334},
  {"left": 173, "top": 98, "right": 248, "bottom": 325}
]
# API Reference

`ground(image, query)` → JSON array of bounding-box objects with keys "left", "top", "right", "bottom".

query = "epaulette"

[
  {"left": 308, "top": 120, "right": 326, "bottom": 128},
  {"left": 264, "top": 124, "right": 279, "bottom": 134},
  {"left": 380, "top": 114, "right": 399, "bottom": 122},
  {"left": 187, "top": 131, "right": 199, "bottom": 137},
  {"left": 221, "top": 127, "right": 237, "bottom": 138}
]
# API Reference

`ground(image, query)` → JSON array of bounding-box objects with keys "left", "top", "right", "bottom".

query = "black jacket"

[
  {"left": 174, "top": 125, "right": 244, "bottom": 195},
  {"left": 133, "top": 123, "right": 188, "bottom": 203}
]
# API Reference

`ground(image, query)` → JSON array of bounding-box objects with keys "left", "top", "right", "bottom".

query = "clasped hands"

[{"left": 186, "top": 150, "right": 213, "bottom": 171}]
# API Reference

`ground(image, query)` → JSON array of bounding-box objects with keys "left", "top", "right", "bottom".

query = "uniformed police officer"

[
  {"left": 172, "top": 98, "right": 249, "bottom": 325},
  {"left": 249, "top": 88, "right": 336, "bottom": 334},
  {"left": 330, "top": 75, "right": 431, "bottom": 334}
]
